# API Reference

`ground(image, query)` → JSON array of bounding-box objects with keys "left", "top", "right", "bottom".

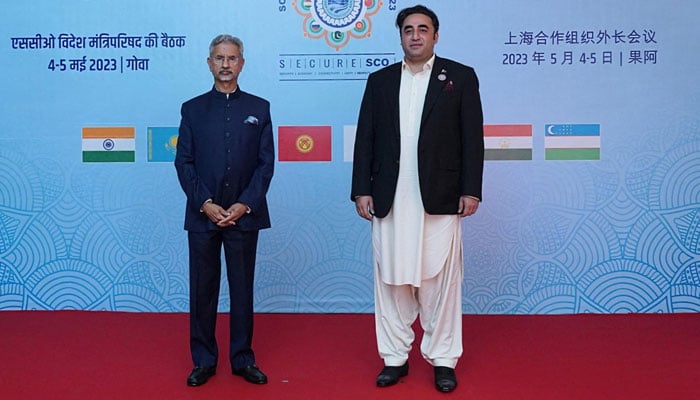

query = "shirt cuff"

[{"left": 200, "top": 198, "right": 212, "bottom": 212}]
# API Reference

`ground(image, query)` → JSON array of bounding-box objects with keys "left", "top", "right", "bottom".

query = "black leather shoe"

[
  {"left": 376, "top": 362, "right": 409, "bottom": 387},
  {"left": 187, "top": 366, "right": 216, "bottom": 387},
  {"left": 434, "top": 366, "right": 457, "bottom": 393},
  {"left": 233, "top": 365, "right": 268, "bottom": 384}
]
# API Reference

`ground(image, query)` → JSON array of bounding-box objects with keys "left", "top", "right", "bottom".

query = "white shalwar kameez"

[{"left": 372, "top": 56, "right": 464, "bottom": 369}]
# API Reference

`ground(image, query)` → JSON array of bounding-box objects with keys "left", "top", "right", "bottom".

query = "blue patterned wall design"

[
  {"left": 1, "top": 120, "right": 698, "bottom": 313},
  {"left": 459, "top": 112, "right": 700, "bottom": 314},
  {"left": 1, "top": 1, "right": 699, "bottom": 313}
]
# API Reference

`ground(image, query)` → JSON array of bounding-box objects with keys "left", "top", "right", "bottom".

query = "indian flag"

[
  {"left": 545, "top": 124, "right": 600, "bottom": 160},
  {"left": 484, "top": 124, "right": 532, "bottom": 160},
  {"left": 82, "top": 127, "right": 135, "bottom": 163}
]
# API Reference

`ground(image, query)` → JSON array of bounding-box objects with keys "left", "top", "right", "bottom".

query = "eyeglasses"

[{"left": 212, "top": 55, "right": 241, "bottom": 65}]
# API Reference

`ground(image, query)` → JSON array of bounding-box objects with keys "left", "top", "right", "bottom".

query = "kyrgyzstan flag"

[{"left": 278, "top": 126, "right": 332, "bottom": 162}]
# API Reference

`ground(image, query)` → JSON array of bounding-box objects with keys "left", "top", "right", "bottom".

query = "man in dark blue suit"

[{"left": 175, "top": 34, "right": 274, "bottom": 387}]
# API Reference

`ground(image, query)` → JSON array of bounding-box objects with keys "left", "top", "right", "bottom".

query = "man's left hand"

[
  {"left": 217, "top": 202, "right": 249, "bottom": 227},
  {"left": 458, "top": 196, "right": 479, "bottom": 218}
]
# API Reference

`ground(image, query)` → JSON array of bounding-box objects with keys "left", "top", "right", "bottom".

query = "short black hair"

[{"left": 396, "top": 5, "right": 439, "bottom": 33}]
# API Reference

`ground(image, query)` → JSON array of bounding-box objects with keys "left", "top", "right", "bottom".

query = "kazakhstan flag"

[{"left": 148, "top": 127, "right": 178, "bottom": 162}]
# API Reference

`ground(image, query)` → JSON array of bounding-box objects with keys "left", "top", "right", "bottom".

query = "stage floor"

[{"left": 1, "top": 312, "right": 697, "bottom": 399}]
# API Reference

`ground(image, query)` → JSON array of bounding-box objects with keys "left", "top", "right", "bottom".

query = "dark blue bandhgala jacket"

[{"left": 175, "top": 86, "right": 274, "bottom": 232}]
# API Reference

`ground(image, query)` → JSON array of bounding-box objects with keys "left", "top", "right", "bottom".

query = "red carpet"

[{"left": 1, "top": 312, "right": 698, "bottom": 399}]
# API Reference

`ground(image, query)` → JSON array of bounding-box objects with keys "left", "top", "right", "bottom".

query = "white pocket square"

[{"left": 244, "top": 115, "right": 259, "bottom": 125}]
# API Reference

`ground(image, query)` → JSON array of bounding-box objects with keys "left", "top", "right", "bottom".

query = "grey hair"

[{"left": 209, "top": 34, "right": 244, "bottom": 56}]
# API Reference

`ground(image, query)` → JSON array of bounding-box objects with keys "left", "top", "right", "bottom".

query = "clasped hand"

[{"left": 203, "top": 201, "right": 248, "bottom": 227}]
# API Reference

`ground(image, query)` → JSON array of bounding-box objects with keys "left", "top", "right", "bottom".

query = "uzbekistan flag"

[
  {"left": 545, "top": 124, "right": 600, "bottom": 160},
  {"left": 82, "top": 127, "right": 135, "bottom": 163},
  {"left": 147, "top": 126, "right": 178, "bottom": 162},
  {"left": 278, "top": 126, "right": 332, "bottom": 162},
  {"left": 484, "top": 124, "right": 533, "bottom": 160}
]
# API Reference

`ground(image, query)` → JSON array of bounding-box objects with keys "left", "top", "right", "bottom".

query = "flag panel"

[
  {"left": 81, "top": 126, "right": 135, "bottom": 163},
  {"left": 343, "top": 125, "right": 356, "bottom": 162},
  {"left": 82, "top": 151, "right": 135, "bottom": 163},
  {"left": 544, "top": 136, "right": 600, "bottom": 149},
  {"left": 82, "top": 127, "right": 135, "bottom": 139},
  {"left": 485, "top": 148, "right": 533, "bottom": 161},
  {"left": 278, "top": 126, "right": 332, "bottom": 162},
  {"left": 148, "top": 127, "right": 179, "bottom": 162},
  {"left": 545, "top": 148, "right": 600, "bottom": 160},
  {"left": 545, "top": 124, "right": 600, "bottom": 136},
  {"left": 483, "top": 124, "right": 533, "bottom": 160},
  {"left": 484, "top": 124, "right": 532, "bottom": 137},
  {"left": 82, "top": 138, "right": 135, "bottom": 151}
]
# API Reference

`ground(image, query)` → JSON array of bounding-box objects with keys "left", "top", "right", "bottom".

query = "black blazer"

[{"left": 350, "top": 56, "right": 484, "bottom": 218}]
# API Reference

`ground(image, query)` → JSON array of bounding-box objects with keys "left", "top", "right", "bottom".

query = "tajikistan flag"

[
  {"left": 484, "top": 124, "right": 532, "bottom": 160},
  {"left": 82, "top": 127, "right": 135, "bottom": 163},
  {"left": 545, "top": 124, "right": 600, "bottom": 160}
]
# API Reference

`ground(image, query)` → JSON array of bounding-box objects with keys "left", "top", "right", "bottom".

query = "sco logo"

[
  {"left": 293, "top": 0, "right": 382, "bottom": 51},
  {"left": 314, "top": 0, "right": 363, "bottom": 29}
]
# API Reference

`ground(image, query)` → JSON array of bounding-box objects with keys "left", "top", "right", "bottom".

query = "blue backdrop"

[{"left": 1, "top": 0, "right": 699, "bottom": 313}]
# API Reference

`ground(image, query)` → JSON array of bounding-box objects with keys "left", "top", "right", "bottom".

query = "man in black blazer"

[
  {"left": 351, "top": 5, "right": 484, "bottom": 393},
  {"left": 175, "top": 34, "right": 274, "bottom": 387}
]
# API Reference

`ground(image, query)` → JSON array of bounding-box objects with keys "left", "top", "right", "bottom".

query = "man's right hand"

[
  {"left": 202, "top": 201, "right": 233, "bottom": 225},
  {"left": 354, "top": 195, "right": 375, "bottom": 221}
]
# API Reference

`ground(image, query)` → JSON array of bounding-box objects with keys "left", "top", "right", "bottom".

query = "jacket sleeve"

[
  {"left": 174, "top": 103, "right": 214, "bottom": 210},
  {"left": 236, "top": 104, "right": 275, "bottom": 213},
  {"left": 460, "top": 67, "right": 484, "bottom": 200},
  {"left": 350, "top": 75, "right": 375, "bottom": 201}
]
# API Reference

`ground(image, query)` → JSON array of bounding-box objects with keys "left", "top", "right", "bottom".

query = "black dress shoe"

[
  {"left": 434, "top": 366, "right": 457, "bottom": 393},
  {"left": 187, "top": 366, "right": 216, "bottom": 387},
  {"left": 233, "top": 365, "right": 268, "bottom": 384},
  {"left": 376, "top": 362, "right": 409, "bottom": 387}
]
